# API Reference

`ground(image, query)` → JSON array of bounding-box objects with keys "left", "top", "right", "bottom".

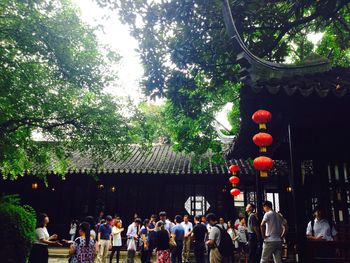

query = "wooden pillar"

[{"left": 288, "top": 124, "right": 307, "bottom": 262}]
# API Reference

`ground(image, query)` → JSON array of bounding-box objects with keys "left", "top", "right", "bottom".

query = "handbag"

[
  {"left": 127, "top": 238, "right": 136, "bottom": 251},
  {"left": 169, "top": 235, "right": 177, "bottom": 251}
]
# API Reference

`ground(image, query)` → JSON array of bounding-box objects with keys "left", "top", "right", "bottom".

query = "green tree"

[
  {"left": 0, "top": 195, "right": 36, "bottom": 262},
  {"left": 0, "top": 0, "right": 148, "bottom": 179},
  {"left": 97, "top": 0, "right": 350, "bottom": 157}
]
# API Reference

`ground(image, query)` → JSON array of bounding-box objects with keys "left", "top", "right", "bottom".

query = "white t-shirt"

[
  {"left": 262, "top": 211, "right": 284, "bottom": 242},
  {"left": 35, "top": 227, "right": 49, "bottom": 245},
  {"left": 306, "top": 218, "right": 337, "bottom": 241},
  {"left": 181, "top": 221, "right": 193, "bottom": 235},
  {"left": 112, "top": 226, "right": 122, "bottom": 246}
]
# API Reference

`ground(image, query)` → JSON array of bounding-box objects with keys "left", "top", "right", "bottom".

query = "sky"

[{"left": 72, "top": 0, "right": 144, "bottom": 102}]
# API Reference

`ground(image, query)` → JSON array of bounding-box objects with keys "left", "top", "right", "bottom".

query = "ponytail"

[{"left": 79, "top": 222, "right": 91, "bottom": 247}]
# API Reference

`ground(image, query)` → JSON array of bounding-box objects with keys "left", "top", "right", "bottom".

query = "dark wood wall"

[{"left": 0, "top": 173, "right": 237, "bottom": 239}]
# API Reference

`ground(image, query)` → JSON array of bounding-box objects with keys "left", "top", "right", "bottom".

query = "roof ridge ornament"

[{"left": 221, "top": 0, "right": 331, "bottom": 85}]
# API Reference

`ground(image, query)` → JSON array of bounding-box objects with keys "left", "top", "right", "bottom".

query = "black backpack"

[{"left": 213, "top": 225, "right": 234, "bottom": 257}]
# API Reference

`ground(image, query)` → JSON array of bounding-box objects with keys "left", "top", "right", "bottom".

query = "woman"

[
  {"left": 110, "top": 219, "right": 124, "bottom": 263},
  {"left": 227, "top": 220, "right": 239, "bottom": 262},
  {"left": 155, "top": 222, "right": 171, "bottom": 263},
  {"left": 28, "top": 213, "right": 59, "bottom": 263},
  {"left": 69, "top": 222, "right": 96, "bottom": 263},
  {"left": 70, "top": 219, "right": 79, "bottom": 241},
  {"left": 140, "top": 219, "right": 151, "bottom": 263}
]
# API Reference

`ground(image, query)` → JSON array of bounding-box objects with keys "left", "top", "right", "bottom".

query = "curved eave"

[{"left": 221, "top": 0, "right": 331, "bottom": 85}]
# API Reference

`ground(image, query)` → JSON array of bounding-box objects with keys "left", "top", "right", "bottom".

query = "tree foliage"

[
  {"left": 96, "top": 0, "right": 350, "bottom": 157},
  {"left": 0, "top": 195, "right": 36, "bottom": 262},
  {"left": 0, "top": 0, "right": 149, "bottom": 179}
]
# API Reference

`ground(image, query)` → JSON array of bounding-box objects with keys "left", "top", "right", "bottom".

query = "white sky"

[{"left": 72, "top": 0, "right": 144, "bottom": 102}]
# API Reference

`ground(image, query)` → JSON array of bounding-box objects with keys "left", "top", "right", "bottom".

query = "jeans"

[
  {"left": 260, "top": 241, "right": 282, "bottom": 263},
  {"left": 171, "top": 240, "right": 183, "bottom": 263},
  {"left": 248, "top": 233, "right": 259, "bottom": 263}
]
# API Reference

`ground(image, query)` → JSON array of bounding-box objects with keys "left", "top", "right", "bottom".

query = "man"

[
  {"left": 192, "top": 215, "right": 208, "bottom": 263},
  {"left": 306, "top": 206, "right": 337, "bottom": 241},
  {"left": 206, "top": 213, "right": 228, "bottom": 263},
  {"left": 171, "top": 215, "right": 185, "bottom": 263},
  {"left": 98, "top": 210, "right": 105, "bottom": 223},
  {"left": 157, "top": 211, "right": 173, "bottom": 232},
  {"left": 246, "top": 203, "right": 260, "bottom": 263},
  {"left": 260, "top": 201, "right": 288, "bottom": 263},
  {"left": 306, "top": 206, "right": 337, "bottom": 258},
  {"left": 181, "top": 214, "right": 193, "bottom": 263},
  {"left": 126, "top": 217, "right": 142, "bottom": 263},
  {"left": 148, "top": 214, "right": 157, "bottom": 252},
  {"left": 97, "top": 215, "right": 112, "bottom": 263}
]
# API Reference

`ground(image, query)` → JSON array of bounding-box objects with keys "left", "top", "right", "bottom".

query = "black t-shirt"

[
  {"left": 192, "top": 223, "right": 207, "bottom": 243},
  {"left": 156, "top": 230, "right": 170, "bottom": 251}
]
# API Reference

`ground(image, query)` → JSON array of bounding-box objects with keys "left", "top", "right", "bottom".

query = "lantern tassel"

[{"left": 260, "top": 171, "right": 268, "bottom": 177}]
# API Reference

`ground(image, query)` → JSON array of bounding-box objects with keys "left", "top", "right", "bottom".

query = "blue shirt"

[
  {"left": 172, "top": 224, "right": 185, "bottom": 241},
  {"left": 99, "top": 223, "right": 112, "bottom": 240}
]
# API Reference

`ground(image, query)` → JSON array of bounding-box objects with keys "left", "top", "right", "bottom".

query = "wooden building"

[
  {"left": 0, "top": 144, "right": 286, "bottom": 238},
  {"left": 222, "top": 0, "right": 350, "bottom": 261}
]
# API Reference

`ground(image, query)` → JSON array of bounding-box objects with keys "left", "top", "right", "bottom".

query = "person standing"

[
  {"left": 158, "top": 211, "right": 174, "bottom": 232},
  {"left": 206, "top": 213, "right": 229, "bottom": 263},
  {"left": 110, "top": 220, "right": 124, "bottom": 263},
  {"left": 126, "top": 217, "right": 142, "bottom": 263},
  {"left": 227, "top": 220, "right": 239, "bottom": 262},
  {"left": 97, "top": 215, "right": 113, "bottom": 263},
  {"left": 155, "top": 222, "right": 171, "bottom": 263},
  {"left": 181, "top": 214, "right": 193, "bottom": 263},
  {"left": 260, "top": 201, "right": 288, "bottom": 263},
  {"left": 148, "top": 214, "right": 158, "bottom": 252},
  {"left": 219, "top": 218, "right": 228, "bottom": 230},
  {"left": 171, "top": 215, "right": 185, "bottom": 263},
  {"left": 28, "top": 213, "right": 60, "bottom": 263},
  {"left": 237, "top": 218, "right": 248, "bottom": 257},
  {"left": 140, "top": 219, "right": 152, "bottom": 263},
  {"left": 69, "top": 219, "right": 78, "bottom": 241},
  {"left": 246, "top": 203, "right": 260, "bottom": 263},
  {"left": 69, "top": 222, "right": 96, "bottom": 263},
  {"left": 192, "top": 215, "right": 208, "bottom": 263},
  {"left": 306, "top": 206, "right": 337, "bottom": 258}
]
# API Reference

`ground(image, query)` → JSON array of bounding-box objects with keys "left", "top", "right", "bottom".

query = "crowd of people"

[{"left": 28, "top": 201, "right": 338, "bottom": 263}]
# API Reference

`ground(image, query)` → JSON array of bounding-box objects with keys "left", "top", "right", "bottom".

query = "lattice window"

[{"left": 184, "top": 196, "right": 210, "bottom": 216}]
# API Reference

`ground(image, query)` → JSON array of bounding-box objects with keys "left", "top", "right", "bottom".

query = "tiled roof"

[
  {"left": 67, "top": 144, "right": 287, "bottom": 176},
  {"left": 254, "top": 67, "right": 350, "bottom": 98},
  {"left": 68, "top": 144, "right": 254, "bottom": 175}
]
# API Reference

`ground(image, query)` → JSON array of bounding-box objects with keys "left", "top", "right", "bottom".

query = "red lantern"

[
  {"left": 229, "top": 164, "right": 239, "bottom": 174},
  {"left": 253, "top": 156, "right": 274, "bottom": 177},
  {"left": 230, "top": 188, "right": 241, "bottom": 196},
  {"left": 253, "top": 133, "right": 273, "bottom": 152},
  {"left": 252, "top": 110, "right": 272, "bottom": 130},
  {"left": 229, "top": 176, "right": 240, "bottom": 185}
]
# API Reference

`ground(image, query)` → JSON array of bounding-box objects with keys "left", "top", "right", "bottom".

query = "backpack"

[{"left": 213, "top": 225, "right": 234, "bottom": 257}]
